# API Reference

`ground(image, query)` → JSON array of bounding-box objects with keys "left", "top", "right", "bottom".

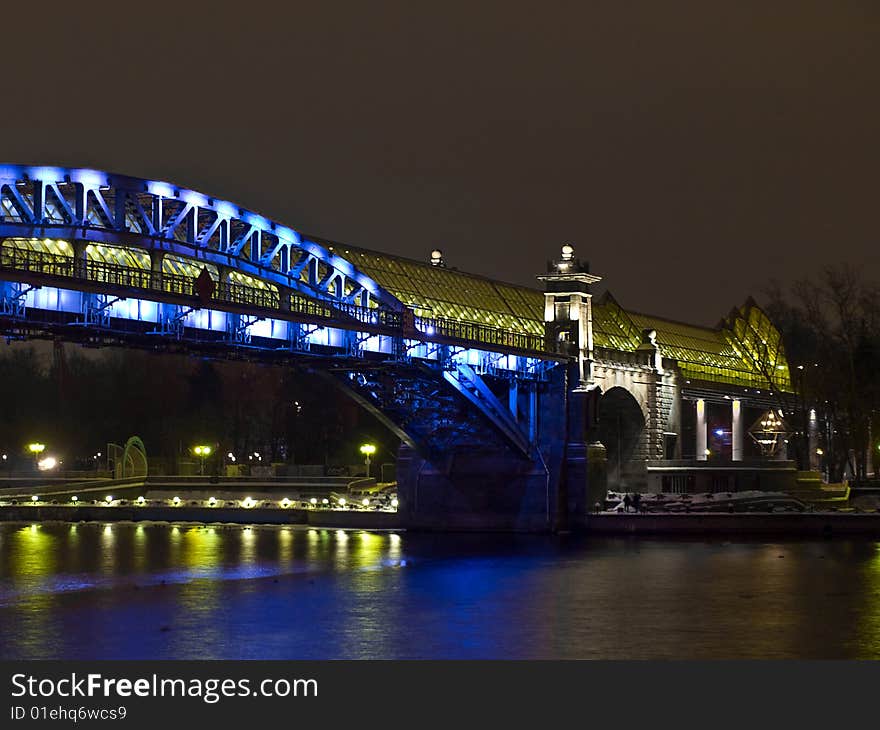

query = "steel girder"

[
  {"left": 316, "top": 360, "right": 534, "bottom": 460},
  {"left": 0, "top": 165, "right": 404, "bottom": 316},
  {"left": 442, "top": 362, "right": 531, "bottom": 456}
]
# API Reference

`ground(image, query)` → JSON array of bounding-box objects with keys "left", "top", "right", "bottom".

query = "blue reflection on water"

[{"left": 2, "top": 522, "right": 880, "bottom": 659}]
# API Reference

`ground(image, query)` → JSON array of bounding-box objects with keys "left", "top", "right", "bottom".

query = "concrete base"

[
  {"left": 396, "top": 442, "right": 594, "bottom": 532},
  {"left": 586, "top": 512, "right": 880, "bottom": 536},
  {"left": 397, "top": 445, "right": 555, "bottom": 531},
  {"left": 0, "top": 505, "right": 402, "bottom": 529},
  {"left": 587, "top": 442, "right": 608, "bottom": 509}
]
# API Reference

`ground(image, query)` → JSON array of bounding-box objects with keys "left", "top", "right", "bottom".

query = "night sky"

[{"left": 2, "top": 2, "right": 877, "bottom": 324}]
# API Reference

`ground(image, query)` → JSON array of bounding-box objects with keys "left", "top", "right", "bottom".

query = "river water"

[{"left": 1, "top": 521, "right": 879, "bottom": 659}]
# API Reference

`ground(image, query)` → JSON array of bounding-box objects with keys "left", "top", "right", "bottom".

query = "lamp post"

[
  {"left": 360, "top": 443, "right": 376, "bottom": 478},
  {"left": 193, "top": 445, "right": 212, "bottom": 476},
  {"left": 27, "top": 442, "right": 45, "bottom": 470}
]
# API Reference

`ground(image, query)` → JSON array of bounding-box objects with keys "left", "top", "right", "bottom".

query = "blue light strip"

[{"left": 6, "top": 281, "right": 539, "bottom": 373}]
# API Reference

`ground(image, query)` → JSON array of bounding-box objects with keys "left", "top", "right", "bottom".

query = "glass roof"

[
  {"left": 329, "top": 243, "right": 545, "bottom": 335},
  {"left": 593, "top": 294, "right": 792, "bottom": 391}
]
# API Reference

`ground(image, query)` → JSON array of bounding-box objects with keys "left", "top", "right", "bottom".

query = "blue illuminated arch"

[{"left": 0, "top": 164, "right": 405, "bottom": 313}]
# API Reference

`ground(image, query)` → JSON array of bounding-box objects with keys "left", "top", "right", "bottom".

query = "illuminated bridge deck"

[{"left": 0, "top": 164, "right": 790, "bottom": 391}]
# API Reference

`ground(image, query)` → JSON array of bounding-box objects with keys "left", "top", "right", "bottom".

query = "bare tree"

[{"left": 763, "top": 265, "right": 880, "bottom": 482}]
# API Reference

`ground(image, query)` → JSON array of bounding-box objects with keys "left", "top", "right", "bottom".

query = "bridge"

[{"left": 0, "top": 165, "right": 794, "bottom": 530}]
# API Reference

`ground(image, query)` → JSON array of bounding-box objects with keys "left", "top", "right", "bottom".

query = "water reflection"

[{"left": 3, "top": 524, "right": 880, "bottom": 659}]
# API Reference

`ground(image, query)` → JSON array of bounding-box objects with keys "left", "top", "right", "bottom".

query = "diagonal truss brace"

[
  {"left": 228, "top": 314, "right": 264, "bottom": 345},
  {"left": 0, "top": 282, "right": 37, "bottom": 318},
  {"left": 81, "top": 294, "right": 125, "bottom": 328},
  {"left": 443, "top": 362, "right": 531, "bottom": 457},
  {"left": 148, "top": 306, "right": 196, "bottom": 339}
]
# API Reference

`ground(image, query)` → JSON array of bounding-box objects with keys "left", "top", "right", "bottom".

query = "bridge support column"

[
  {"left": 149, "top": 250, "right": 164, "bottom": 288},
  {"left": 528, "top": 386, "right": 538, "bottom": 443},
  {"left": 808, "top": 409, "right": 819, "bottom": 470},
  {"left": 396, "top": 364, "right": 595, "bottom": 532},
  {"left": 73, "top": 240, "right": 88, "bottom": 279},
  {"left": 732, "top": 399, "right": 743, "bottom": 461},
  {"left": 696, "top": 398, "right": 708, "bottom": 460},
  {"left": 396, "top": 444, "right": 554, "bottom": 532},
  {"left": 558, "top": 381, "right": 594, "bottom": 531}
]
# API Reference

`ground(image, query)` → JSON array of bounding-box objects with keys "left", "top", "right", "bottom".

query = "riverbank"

[
  {"left": 586, "top": 512, "right": 880, "bottom": 536},
  {"left": 0, "top": 505, "right": 402, "bottom": 529},
  {"left": 10, "top": 505, "right": 880, "bottom": 537}
]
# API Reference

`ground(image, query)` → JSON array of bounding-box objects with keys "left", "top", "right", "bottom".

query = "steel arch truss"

[
  {"left": 316, "top": 360, "right": 534, "bottom": 460},
  {"left": 0, "top": 165, "right": 404, "bottom": 316}
]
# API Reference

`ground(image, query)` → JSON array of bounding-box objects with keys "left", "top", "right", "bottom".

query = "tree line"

[
  {"left": 0, "top": 342, "right": 396, "bottom": 470},
  {"left": 764, "top": 265, "right": 880, "bottom": 482}
]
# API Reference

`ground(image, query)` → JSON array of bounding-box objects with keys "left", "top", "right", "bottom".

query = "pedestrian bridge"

[{"left": 0, "top": 165, "right": 793, "bottom": 530}]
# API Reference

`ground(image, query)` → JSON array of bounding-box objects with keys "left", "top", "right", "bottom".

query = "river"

[{"left": 1, "top": 521, "right": 878, "bottom": 659}]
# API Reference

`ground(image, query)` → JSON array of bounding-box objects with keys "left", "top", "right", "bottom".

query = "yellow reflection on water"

[
  {"left": 241, "top": 527, "right": 256, "bottom": 566},
  {"left": 279, "top": 528, "right": 293, "bottom": 563},
  {"left": 181, "top": 526, "right": 221, "bottom": 573},
  {"left": 168, "top": 525, "right": 182, "bottom": 564},
  {"left": 100, "top": 523, "right": 116, "bottom": 573},
  {"left": 134, "top": 524, "right": 146, "bottom": 572},
  {"left": 388, "top": 532, "right": 402, "bottom": 562},
  {"left": 6, "top": 524, "right": 62, "bottom": 655},
  {"left": 10, "top": 524, "right": 57, "bottom": 584},
  {"left": 333, "top": 530, "right": 351, "bottom": 570},
  {"left": 853, "top": 543, "right": 880, "bottom": 657},
  {"left": 168, "top": 526, "right": 225, "bottom": 658}
]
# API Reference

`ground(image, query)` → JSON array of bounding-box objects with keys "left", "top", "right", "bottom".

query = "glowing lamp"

[
  {"left": 193, "top": 445, "right": 212, "bottom": 475},
  {"left": 172, "top": 496, "right": 181, "bottom": 506},
  {"left": 136, "top": 496, "right": 145, "bottom": 505},
  {"left": 362, "top": 498, "right": 370, "bottom": 507},
  {"left": 359, "top": 443, "right": 377, "bottom": 478},
  {"left": 105, "top": 495, "right": 113, "bottom": 504}
]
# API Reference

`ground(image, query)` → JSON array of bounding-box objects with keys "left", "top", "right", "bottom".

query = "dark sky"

[{"left": 3, "top": 2, "right": 877, "bottom": 324}]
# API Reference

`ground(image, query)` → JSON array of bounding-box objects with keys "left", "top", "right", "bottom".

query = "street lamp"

[
  {"left": 193, "top": 445, "right": 212, "bottom": 475},
  {"left": 360, "top": 443, "right": 376, "bottom": 478},
  {"left": 27, "top": 442, "right": 45, "bottom": 470}
]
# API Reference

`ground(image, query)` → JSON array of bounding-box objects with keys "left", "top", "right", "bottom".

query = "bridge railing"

[
  {"left": 0, "top": 243, "right": 550, "bottom": 356},
  {"left": 0, "top": 246, "right": 74, "bottom": 278},
  {"left": 414, "top": 315, "right": 545, "bottom": 353},
  {"left": 216, "top": 280, "right": 280, "bottom": 310}
]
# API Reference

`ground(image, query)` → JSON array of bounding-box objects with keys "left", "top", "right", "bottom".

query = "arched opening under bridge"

[{"left": 596, "top": 386, "right": 646, "bottom": 489}]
